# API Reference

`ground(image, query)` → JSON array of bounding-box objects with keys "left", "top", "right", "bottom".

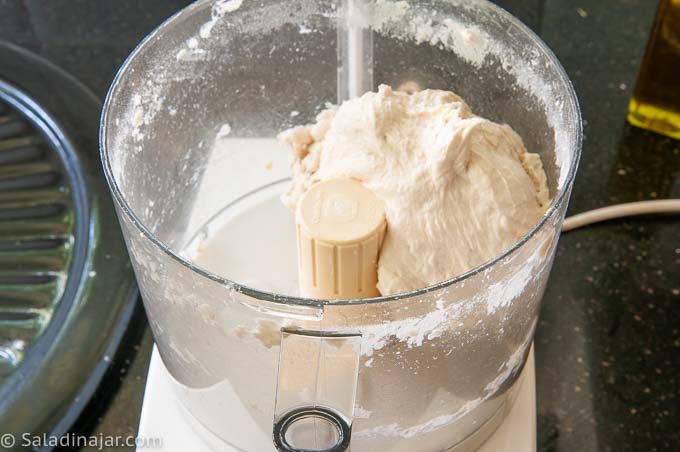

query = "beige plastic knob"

[{"left": 296, "top": 178, "right": 386, "bottom": 299}]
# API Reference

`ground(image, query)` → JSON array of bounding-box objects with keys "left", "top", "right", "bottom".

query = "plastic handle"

[{"left": 273, "top": 328, "right": 362, "bottom": 452}]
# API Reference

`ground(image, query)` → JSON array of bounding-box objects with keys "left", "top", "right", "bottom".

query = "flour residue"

[
  {"left": 484, "top": 322, "right": 534, "bottom": 393},
  {"left": 355, "top": 325, "right": 535, "bottom": 439},
  {"left": 200, "top": 0, "right": 244, "bottom": 39},
  {"left": 369, "top": 1, "right": 490, "bottom": 67},
  {"left": 359, "top": 303, "right": 461, "bottom": 357},
  {"left": 355, "top": 399, "right": 480, "bottom": 439},
  {"left": 364, "top": 0, "right": 572, "bottom": 185},
  {"left": 216, "top": 123, "right": 232, "bottom": 139},
  {"left": 214, "top": 0, "right": 243, "bottom": 15},
  {"left": 354, "top": 405, "right": 373, "bottom": 419}
]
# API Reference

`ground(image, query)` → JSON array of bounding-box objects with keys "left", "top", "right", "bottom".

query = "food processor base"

[{"left": 137, "top": 345, "right": 536, "bottom": 452}]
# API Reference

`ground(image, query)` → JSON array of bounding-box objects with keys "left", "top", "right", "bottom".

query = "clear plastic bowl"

[{"left": 100, "top": 0, "right": 581, "bottom": 450}]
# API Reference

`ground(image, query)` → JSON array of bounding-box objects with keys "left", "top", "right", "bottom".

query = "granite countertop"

[{"left": 1, "top": 1, "right": 677, "bottom": 451}]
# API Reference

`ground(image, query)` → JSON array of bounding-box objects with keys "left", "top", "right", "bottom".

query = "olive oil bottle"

[{"left": 627, "top": 0, "right": 680, "bottom": 139}]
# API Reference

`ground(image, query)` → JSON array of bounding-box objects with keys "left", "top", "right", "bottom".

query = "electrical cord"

[{"left": 562, "top": 199, "right": 680, "bottom": 232}]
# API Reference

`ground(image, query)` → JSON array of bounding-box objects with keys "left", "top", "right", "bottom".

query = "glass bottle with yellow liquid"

[{"left": 627, "top": 0, "right": 680, "bottom": 139}]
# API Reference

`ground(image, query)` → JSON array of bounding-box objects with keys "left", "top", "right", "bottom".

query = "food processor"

[{"left": 99, "top": 0, "right": 581, "bottom": 450}]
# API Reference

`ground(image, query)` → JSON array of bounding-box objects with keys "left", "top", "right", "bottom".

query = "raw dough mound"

[{"left": 280, "top": 85, "right": 549, "bottom": 295}]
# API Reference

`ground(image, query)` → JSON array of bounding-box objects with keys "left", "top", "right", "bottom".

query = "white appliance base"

[{"left": 137, "top": 345, "right": 536, "bottom": 452}]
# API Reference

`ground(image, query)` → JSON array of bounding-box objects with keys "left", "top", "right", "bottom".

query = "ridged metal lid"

[
  {"left": 0, "top": 41, "right": 138, "bottom": 440},
  {"left": 0, "top": 98, "right": 75, "bottom": 376}
]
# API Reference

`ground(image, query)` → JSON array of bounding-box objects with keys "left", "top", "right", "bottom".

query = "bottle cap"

[{"left": 296, "top": 178, "right": 386, "bottom": 299}]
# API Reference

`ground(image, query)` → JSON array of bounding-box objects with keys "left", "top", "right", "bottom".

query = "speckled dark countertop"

[{"left": 1, "top": 1, "right": 677, "bottom": 451}]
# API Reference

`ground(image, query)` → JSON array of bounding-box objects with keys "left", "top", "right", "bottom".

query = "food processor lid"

[{"left": 99, "top": 0, "right": 582, "bottom": 307}]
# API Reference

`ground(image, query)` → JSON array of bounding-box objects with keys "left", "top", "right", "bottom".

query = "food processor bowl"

[{"left": 100, "top": 0, "right": 581, "bottom": 450}]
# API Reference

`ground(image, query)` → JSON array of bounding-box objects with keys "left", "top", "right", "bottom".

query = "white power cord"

[{"left": 562, "top": 199, "right": 680, "bottom": 232}]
